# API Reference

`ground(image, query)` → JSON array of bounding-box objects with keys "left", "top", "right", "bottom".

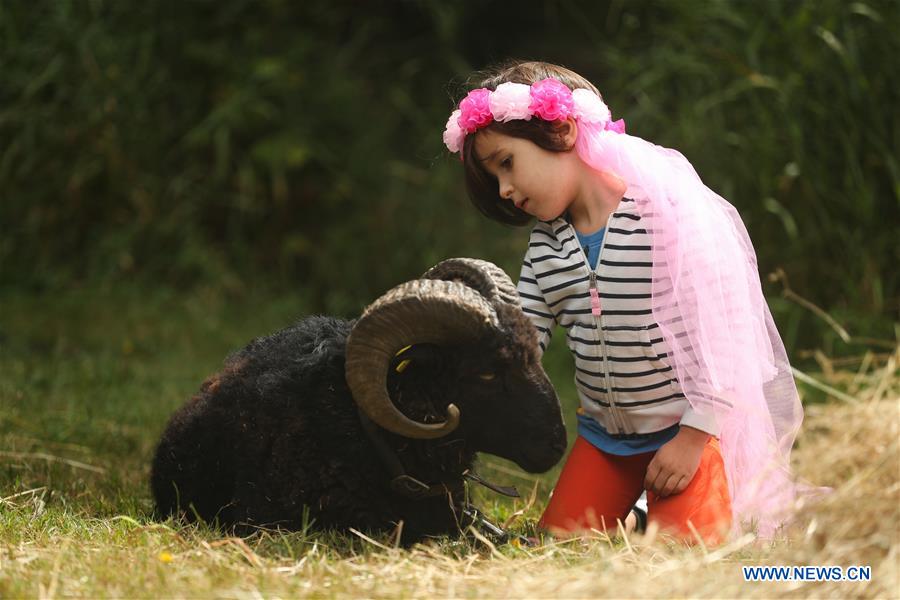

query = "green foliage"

[{"left": 1, "top": 0, "right": 896, "bottom": 349}]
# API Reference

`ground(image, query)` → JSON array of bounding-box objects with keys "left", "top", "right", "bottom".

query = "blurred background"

[
  {"left": 3, "top": 0, "right": 896, "bottom": 336},
  {"left": 1, "top": 0, "right": 897, "bottom": 455}
]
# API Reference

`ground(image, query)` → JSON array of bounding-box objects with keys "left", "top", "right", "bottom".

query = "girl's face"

[{"left": 473, "top": 128, "right": 580, "bottom": 222}]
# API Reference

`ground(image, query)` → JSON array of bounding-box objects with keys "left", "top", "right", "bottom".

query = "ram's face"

[
  {"left": 384, "top": 336, "right": 566, "bottom": 473},
  {"left": 446, "top": 311, "right": 567, "bottom": 473},
  {"left": 460, "top": 357, "right": 567, "bottom": 473}
]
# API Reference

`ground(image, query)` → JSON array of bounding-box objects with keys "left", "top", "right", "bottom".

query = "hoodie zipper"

[{"left": 571, "top": 215, "right": 629, "bottom": 434}]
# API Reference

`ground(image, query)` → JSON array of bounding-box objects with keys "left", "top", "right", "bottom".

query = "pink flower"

[
  {"left": 572, "top": 88, "right": 611, "bottom": 124},
  {"left": 489, "top": 82, "right": 532, "bottom": 122},
  {"left": 443, "top": 109, "right": 466, "bottom": 153},
  {"left": 528, "top": 78, "right": 574, "bottom": 121},
  {"left": 605, "top": 118, "right": 626, "bottom": 134},
  {"left": 457, "top": 88, "right": 493, "bottom": 133}
]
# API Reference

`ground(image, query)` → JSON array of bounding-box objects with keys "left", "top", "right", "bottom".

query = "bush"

[{"left": 2, "top": 0, "right": 895, "bottom": 349}]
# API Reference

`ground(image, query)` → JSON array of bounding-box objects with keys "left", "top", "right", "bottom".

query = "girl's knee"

[
  {"left": 648, "top": 440, "right": 733, "bottom": 545},
  {"left": 647, "top": 502, "right": 732, "bottom": 546},
  {"left": 539, "top": 505, "right": 630, "bottom": 535}
]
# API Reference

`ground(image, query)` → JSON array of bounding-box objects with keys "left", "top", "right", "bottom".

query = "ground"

[{"left": 1, "top": 287, "right": 897, "bottom": 598}]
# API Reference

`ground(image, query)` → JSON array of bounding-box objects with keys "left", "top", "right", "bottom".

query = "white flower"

[
  {"left": 572, "top": 88, "right": 611, "bottom": 124},
  {"left": 488, "top": 82, "right": 533, "bottom": 122},
  {"left": 442, "top": 109, "right": 465, "bottom": 153}
]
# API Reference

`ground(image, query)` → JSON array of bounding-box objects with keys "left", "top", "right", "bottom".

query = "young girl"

[{"left": 442, "top": 61, "right": 803, "bottom": 544}]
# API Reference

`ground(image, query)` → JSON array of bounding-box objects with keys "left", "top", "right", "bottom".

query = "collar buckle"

[{"left": 390, "top": 475, "right": 432, "bottom": 498}]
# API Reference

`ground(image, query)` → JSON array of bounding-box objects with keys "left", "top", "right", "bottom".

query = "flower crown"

[{"left": 443, "top": 78, "right": 625, "bottom": 154}]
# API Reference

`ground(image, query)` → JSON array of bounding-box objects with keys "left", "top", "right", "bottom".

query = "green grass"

[
  {"left": 0, "top": 284, "right": 567, "bottom": 533},
  {"left": 1, "top": 286, "right": 305, "bottom": 517},
  {"left": 0, "top": 285, "right": 563, "bottom": 596},
  {"left": 1, "top": 286, "right": 897, "bottom": 597}
]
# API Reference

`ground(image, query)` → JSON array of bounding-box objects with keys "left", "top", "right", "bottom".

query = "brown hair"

[{"left": 457, "top": 60, "right": 601, "bottom": 226}]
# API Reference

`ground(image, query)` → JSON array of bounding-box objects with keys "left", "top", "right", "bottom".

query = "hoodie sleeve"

[
  {"left": 680, "top": 405, "right": 720, "bottom": 437},
  {"left": 516, "top": 249, "right": 556, "bottom": 355}
]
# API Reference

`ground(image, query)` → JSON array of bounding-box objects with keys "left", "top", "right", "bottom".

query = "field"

[{"left": 1, "top": 287, "right": 897, "bottom": 598}]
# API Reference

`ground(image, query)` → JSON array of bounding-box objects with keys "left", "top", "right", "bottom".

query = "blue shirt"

[
  {"left": 577, "top": 411, "right": 680, "bottom": 455},
  {"left": 575, "top": 226, "right": 605, "bottom": 269},
  {"left": 574, "top": 226, "right": 678, "bottom": 455}
]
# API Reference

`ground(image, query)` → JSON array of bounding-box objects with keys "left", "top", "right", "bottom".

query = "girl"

[{"left": 442, "top": 61, "right": 803, "bottom": 544}]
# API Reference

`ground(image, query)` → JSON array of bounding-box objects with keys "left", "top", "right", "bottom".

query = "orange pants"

[{"left": 539, "top": 436, "right": 732, "bottom": 545}]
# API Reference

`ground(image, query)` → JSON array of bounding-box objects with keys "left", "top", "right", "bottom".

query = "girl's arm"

[{"left": 517, "top": 253, "right": 555, "bottom": 354}]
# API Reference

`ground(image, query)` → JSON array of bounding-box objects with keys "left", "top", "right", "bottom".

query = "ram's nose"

[
  {"left": 548, "top": 425, "right": 567, "bottom": 461},
  {"left": 517, "top": 430, "right": 568, "bottom": 473}
]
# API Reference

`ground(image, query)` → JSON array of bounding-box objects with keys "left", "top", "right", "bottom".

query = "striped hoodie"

[{"left": 517, "top": 198, "right": 718, "bottom": 437}]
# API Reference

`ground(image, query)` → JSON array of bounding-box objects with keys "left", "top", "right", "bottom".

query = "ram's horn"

[
  {"left": 422, "top": 258, "right": 520, "bottom": 307},
  {"left": 346, "top": 278, "right": 499, "bottom": 439}
]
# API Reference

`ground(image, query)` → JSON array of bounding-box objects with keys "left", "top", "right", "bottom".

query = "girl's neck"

[{"left": 567, "top": 169, "right": 626, "bottom": 235}]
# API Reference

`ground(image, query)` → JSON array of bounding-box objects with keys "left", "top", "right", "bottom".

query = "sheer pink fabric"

[{"left": 575, "top": 123, "right": 803, "bottom": 537}]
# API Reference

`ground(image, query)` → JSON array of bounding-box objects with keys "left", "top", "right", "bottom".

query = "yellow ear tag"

[
  {"left": 396, "top": 359, "right": 411, "bottom": 373},
  {"left": 395, "top": 345, "right": 413, "bottom": 357}
]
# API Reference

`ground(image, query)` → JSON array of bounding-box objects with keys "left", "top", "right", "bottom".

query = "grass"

[{"left": 1, "top": 286, "right": 898, "bottom": 598}]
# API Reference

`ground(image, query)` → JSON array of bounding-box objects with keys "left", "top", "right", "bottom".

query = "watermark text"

[{"left": 742, "top": 565, "right": 871, "bottom": 582}]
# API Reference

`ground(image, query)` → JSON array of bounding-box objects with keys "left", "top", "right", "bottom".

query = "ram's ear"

[{"left": 389, "top": 344, "right": 444, "bottom": 374}]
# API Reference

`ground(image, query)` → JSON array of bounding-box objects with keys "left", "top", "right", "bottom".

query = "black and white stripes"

[{"left": 516, "top": 199, "right": 718, "bottom": 437}]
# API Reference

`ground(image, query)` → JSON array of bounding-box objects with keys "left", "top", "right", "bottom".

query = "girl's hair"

[{"left": 459, "top": 60, "right": 602, "bottom": 226}]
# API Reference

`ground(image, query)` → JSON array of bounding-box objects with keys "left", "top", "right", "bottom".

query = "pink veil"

[{"left": 575, "top": 123, "right": 804, "bottom": 538}]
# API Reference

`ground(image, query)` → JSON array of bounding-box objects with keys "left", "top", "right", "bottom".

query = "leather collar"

[
  {"left": 357, "top": 407, "right": 465, "bottom": 499},
  {"left": 356, "top": 408, "right": 519, "bottom": 500}
]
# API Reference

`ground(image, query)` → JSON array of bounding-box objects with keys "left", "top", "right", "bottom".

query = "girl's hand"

[{"left": 644, "top": 426, "right": 709, "bottom": 498}]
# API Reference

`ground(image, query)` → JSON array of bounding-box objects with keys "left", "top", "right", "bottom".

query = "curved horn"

[
  {"left": 422, "top": 258, "right": 520, "bottom": 307},
  {"left": 345, "top": 278, "right": 499, "bottom": 439}
]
